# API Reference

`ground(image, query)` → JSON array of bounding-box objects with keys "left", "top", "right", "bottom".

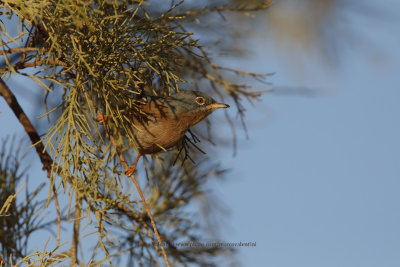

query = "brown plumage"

[
  {"left": 126, "top": 90, "right": 229, "bottom": 174},
  {"left": 98, "top": 90, "right": 229, "bottom": 175},
  {"left": 129, "top": 90, "right": 228, "bottom": 154}
]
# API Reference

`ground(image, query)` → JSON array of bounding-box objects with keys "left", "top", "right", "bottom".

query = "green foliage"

[{"left": 0, "top": 0, "right": 270, "bottom": 265}]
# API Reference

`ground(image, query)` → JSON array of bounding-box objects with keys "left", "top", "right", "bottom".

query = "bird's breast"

[{"left": 130, "top": 101, "right": 190, "bottom": 154}]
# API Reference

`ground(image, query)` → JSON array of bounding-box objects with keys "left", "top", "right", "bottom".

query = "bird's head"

[{"left": 166, "top": 90, "right": 229, "bottom": 127}]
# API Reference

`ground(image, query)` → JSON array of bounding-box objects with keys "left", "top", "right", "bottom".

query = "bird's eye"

[{"left": 195, "top": 97, "right": 206, "bottom": 105}]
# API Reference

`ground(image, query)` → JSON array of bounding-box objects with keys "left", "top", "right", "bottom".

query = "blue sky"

[
  {"left": 1, "top": 1, "right": 399, "bottom": 267},
  {"left": 217, "top": 2, "right": 400, "bottom": 267}
]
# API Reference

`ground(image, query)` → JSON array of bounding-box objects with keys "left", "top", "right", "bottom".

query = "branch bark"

[
  {"left": 0, "top": 78, "right": 53, "bottom": 172},
  {"left": 0, "top": 47, "right": 40, "bottom": 55},
  {"left": 71, "top": 195, "right": 81, "bottom": 266},
  {"left": 0, "top": 59, "right": 69, "bottom": 73}
]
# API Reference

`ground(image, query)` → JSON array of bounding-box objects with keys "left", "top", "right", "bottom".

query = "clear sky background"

[
  {"left": 0, "top": 1, "right": 399, "bottom": 267},
  {"left": 216, "top": 1, "right": 400, "bottom": 267}
]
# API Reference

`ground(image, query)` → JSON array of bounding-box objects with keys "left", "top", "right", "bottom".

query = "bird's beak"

[{"left": 207, "top": 103, "right": 230, "bottom": 109}]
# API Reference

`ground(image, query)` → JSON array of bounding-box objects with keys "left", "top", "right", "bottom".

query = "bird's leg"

[
  {"left": 96, "top": 114, "right": 109, "bottom": 125},
  {"left": 124, "top": 153, "right": 141, "bottom": 176}
]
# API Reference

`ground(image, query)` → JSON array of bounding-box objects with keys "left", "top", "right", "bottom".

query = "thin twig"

[
  {"left": 0, "top": 59, "right": 68, "bottom": 73},
  {"left": 0, "top": 255, "right": 6, "bottom": 266},
  {"left": 172, "top": 0, "right": 272, "bottom": 18},
  {"left": 72, "top": 194, "right": 81, "bottom": 266},
  {"left": 0, "top": 47, "right": 40, "bottom": 55},
  {"left": 52, "top": 184, "right": 61, "bottom": 246},
  {"left": 108, "top": 135, "right": 171, "bottom": 267}
]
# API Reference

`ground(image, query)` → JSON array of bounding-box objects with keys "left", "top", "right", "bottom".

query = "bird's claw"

[{"left": 124, "top": 166, "right": 136, "bottom": 176}]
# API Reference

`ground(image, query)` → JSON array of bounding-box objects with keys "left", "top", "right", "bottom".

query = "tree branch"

[
  {"left": 0, "top": 78, "right": 175, "bottom": 263},
  {"left": 0, "top": 59, "right": 69, "bottom": 73},
  {"left": 0, "top": 47, "right": 40, "bottom": 55},
  {"left": 0, "top": 78, "right": 53, "bottom": 172},
  {"left": 71, "top": 195, "right": 81, "bottom": 266},
  {"left": 172, "top": 0, "right": 272, "bottom": 18}
]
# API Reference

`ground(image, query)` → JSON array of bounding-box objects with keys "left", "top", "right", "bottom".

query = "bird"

[{"left": 99, "top": 90, "right": 229, "bottom": 175}]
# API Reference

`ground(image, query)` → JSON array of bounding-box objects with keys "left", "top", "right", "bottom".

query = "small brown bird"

[{"left": 122, "top": 90, "right": 229, "bottom": 175}]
